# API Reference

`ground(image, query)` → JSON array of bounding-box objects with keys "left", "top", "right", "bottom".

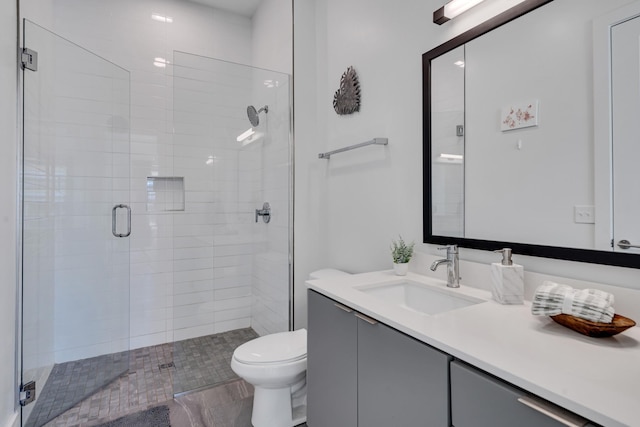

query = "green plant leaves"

[{"left": 391, "top": 235, "right": 415, "bottom": 264}]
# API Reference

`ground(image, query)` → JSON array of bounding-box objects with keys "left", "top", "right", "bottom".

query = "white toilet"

[{"left": 230, "top": 268, "right": 350, "bottom": 427}]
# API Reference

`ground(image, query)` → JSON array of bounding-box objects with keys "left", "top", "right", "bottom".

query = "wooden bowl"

[{"left": 551, "top": 313, "right": 636, "bottom": 338}]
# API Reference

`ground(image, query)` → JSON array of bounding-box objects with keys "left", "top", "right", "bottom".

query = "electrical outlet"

[{"left": 574, "top": 205, "right": 595, "bottom": 224}]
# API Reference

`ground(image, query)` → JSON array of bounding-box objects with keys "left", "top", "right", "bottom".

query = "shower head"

[{"left": 247, "top": 105, "right": 268, "bottom": 127}]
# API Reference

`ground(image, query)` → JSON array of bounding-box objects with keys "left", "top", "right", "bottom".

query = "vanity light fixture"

[{"left": 433, "top": 0, "right": 486, "bottom": 25}]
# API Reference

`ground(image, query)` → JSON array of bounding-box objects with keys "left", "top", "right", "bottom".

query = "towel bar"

[{"left": 318, "top": 138, "right": 388, "bottom": 159}]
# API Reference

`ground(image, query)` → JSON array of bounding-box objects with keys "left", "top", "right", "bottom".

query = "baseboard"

[{"left": 4, "top": 411, "right": 19, "bottom": 427}]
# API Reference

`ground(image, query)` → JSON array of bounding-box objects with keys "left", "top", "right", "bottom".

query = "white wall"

[
  {"left": 293, "top": 0, "right": 640, "bottom": 330},
  {"left": 252, "top": 0, "right": 292, "bottom": 74},
  {"left": 1, "top": 1, "right": 18, "bottom": 425},
  {"left": 293, "top": 0, "right": 468, "bottom": 328},
  {"left": 292, "top": 0, "right": 328, "bottom": 328}
]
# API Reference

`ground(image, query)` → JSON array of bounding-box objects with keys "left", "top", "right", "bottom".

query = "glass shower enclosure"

[
  {"left": 170, "top": 52, "right": 292, "bottom": 395},
  {"left": 19, "top": 21, "right": 292, "bottom": 424}
]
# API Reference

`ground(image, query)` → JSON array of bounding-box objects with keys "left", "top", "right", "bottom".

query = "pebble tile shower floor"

[{"left": 28, "top": 328, "right": 259, "bottom": 427}]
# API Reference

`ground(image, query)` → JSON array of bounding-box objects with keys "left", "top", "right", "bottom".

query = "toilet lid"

[{"left": 234, "top": 329, "right": 307, "bottom": 365}]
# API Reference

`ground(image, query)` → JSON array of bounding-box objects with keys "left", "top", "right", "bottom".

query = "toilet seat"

[{"left": 234, "top": 329, "right": 307, "bottom": 365}]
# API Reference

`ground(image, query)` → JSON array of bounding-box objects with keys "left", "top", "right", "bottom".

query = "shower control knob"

[{"left": 255, "top": 202, "right": 271, "bottom": 224}]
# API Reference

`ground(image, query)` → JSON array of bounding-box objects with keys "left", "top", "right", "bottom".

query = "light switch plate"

[{"left": 574, "top": 205, "right": 595, "bottom": 224}]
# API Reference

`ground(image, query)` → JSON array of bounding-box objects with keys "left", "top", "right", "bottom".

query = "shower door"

[{"left": 21, "top": 20, "right": 131, "bottom": 426}]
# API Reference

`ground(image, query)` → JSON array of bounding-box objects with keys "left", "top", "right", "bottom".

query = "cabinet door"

[
  {"left": 451, "top": 361, "right": 590, "bottom": 427},
  {"left": 358, "top": 317, "right": 451, "bottom": 427},
  {"left": 307, "top": 290, "right": 358, "bottom": 427}
]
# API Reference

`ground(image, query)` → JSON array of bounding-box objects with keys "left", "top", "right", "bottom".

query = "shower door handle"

[{"left": 112, "top": 204, "right": 131, "bottom": 237}]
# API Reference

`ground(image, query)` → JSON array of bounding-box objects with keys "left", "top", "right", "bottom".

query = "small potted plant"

[{"left": 390, "top": 235, "right": 415, "bottom": 276}]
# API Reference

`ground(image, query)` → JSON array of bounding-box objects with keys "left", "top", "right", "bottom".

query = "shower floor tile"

[
  {"left": 173, "top": 328, "right": 259, "bottom": 395},
  {"left": 31, "top": 328, "right": 258, "bottom": 427}
]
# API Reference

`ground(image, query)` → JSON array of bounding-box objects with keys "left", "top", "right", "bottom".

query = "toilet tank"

[{"left": 309, "top": 268, "right": 350, "bottom": 280}]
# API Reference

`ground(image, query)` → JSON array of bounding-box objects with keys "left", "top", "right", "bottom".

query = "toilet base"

[
  {"left": 251, "top": 386, "right": 298, "bottom": 427},
  {"left": 292, "top": 403, "right": 307, "bottom": 426}
]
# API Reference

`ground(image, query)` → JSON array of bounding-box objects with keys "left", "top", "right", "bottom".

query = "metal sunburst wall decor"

[{"left": 333, "top": 66, "right": 361, "bottom": 115}]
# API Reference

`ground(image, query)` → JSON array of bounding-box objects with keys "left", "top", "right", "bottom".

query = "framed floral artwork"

[{"left": 501, "top": 100, "right": 538, "bottom": 131}]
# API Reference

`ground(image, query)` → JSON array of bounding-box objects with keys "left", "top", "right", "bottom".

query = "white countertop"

[{"left": 306, "top": 270, "right": 640, "bottom": 427}]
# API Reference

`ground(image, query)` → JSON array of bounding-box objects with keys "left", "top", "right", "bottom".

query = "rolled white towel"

[{"left": 531, "top": 281, "right": 615, "bottom": 323}]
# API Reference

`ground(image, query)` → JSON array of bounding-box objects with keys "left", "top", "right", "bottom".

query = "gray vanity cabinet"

[
  {"left": 307, "top": 289, "right": 358, "bottom": 427},
  {"left": 307, "top": 290, "right": 451, "bottom": 427},
  {"left": 357, "top": 313, "right": 450, "bottom": 427},
  {"left": 450, "top": 361, "right": 593, "bottom": 427}
]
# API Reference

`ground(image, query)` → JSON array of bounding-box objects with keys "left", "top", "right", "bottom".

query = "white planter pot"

[{"left": 393, "top": 262, "right": 409, "bottom": 276}]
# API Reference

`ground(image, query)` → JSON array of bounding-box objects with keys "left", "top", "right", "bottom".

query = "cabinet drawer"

[{"left": 451, "top": 361, "right": 592, "bottom": 427}]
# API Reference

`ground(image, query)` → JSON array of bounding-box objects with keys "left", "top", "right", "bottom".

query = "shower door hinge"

[
  {"left": 19, "top": 381, "right": 36, "bottom": 406},
  {"left": 21, "top": 48, "right": 38, "bottom": 71}
]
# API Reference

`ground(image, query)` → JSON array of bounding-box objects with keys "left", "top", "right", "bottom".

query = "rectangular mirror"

[{"left": 423, "top": 0, "right": 640, "bottom": 268}]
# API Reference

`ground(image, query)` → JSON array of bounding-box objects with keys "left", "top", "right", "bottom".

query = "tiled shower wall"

[
  {"left": 21, "top": 0, "right": 291, "bottom": 363},
  {"left": 251, "top": 75, "right": 291, "bottom": 337},
  {"left": 171, "top": 53, "right": 255, "bottom": 343},
  {"left": 171, "top": 52, "right": 290, "bottom": 342}
]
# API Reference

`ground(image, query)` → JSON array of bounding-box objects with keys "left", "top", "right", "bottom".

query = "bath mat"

[{"left": 95, "top": 405, "right": 171, "bottom": 427}]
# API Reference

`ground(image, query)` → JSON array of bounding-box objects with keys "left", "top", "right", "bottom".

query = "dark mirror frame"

[{"left": 422, "top": 0, "right": 639, "bottom": 269}]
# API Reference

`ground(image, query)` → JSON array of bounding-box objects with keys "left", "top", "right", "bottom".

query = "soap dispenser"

[{"left": 491, "top": 248, "right": 524, "bottom": 304}]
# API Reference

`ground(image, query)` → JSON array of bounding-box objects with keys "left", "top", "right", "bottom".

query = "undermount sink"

[{"left": 356, "top": 280, "right": 485, "bottom": 315}]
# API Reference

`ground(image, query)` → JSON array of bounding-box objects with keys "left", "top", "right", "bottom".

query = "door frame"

[{"left": 593, "top": 1, "right": 640, "bottom": 252}]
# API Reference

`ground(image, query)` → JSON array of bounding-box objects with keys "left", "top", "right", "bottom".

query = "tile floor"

[
  {"left": 173, "top": 329, "right": 258, "bottom": 395},
  {"left": 168, "top": 381, "right": 308, "bottom": 427},
  {"left": 27, "top": 328, "right": 261, "bottom": 427}
]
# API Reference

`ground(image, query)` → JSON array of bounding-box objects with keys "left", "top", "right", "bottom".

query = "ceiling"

[{"left": 187, "top": 0, "right": 262, "bottom": 17}]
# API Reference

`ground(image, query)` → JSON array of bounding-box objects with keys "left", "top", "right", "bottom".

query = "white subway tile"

[
  {"left": 213, "top": 296, "right": 251, "bottom": 312},
  {"left": 212, "top": 318, "right": 251, "bottom": 334}
]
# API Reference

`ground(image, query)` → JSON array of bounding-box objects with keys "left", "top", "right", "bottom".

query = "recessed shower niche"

[{"left": 146, "top": 176, "right": 185, "bottom": 212}]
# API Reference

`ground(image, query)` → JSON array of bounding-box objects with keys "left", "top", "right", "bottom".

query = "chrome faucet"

[{"left": 430, "top": 245, "right": 460, "bottom": 288}]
